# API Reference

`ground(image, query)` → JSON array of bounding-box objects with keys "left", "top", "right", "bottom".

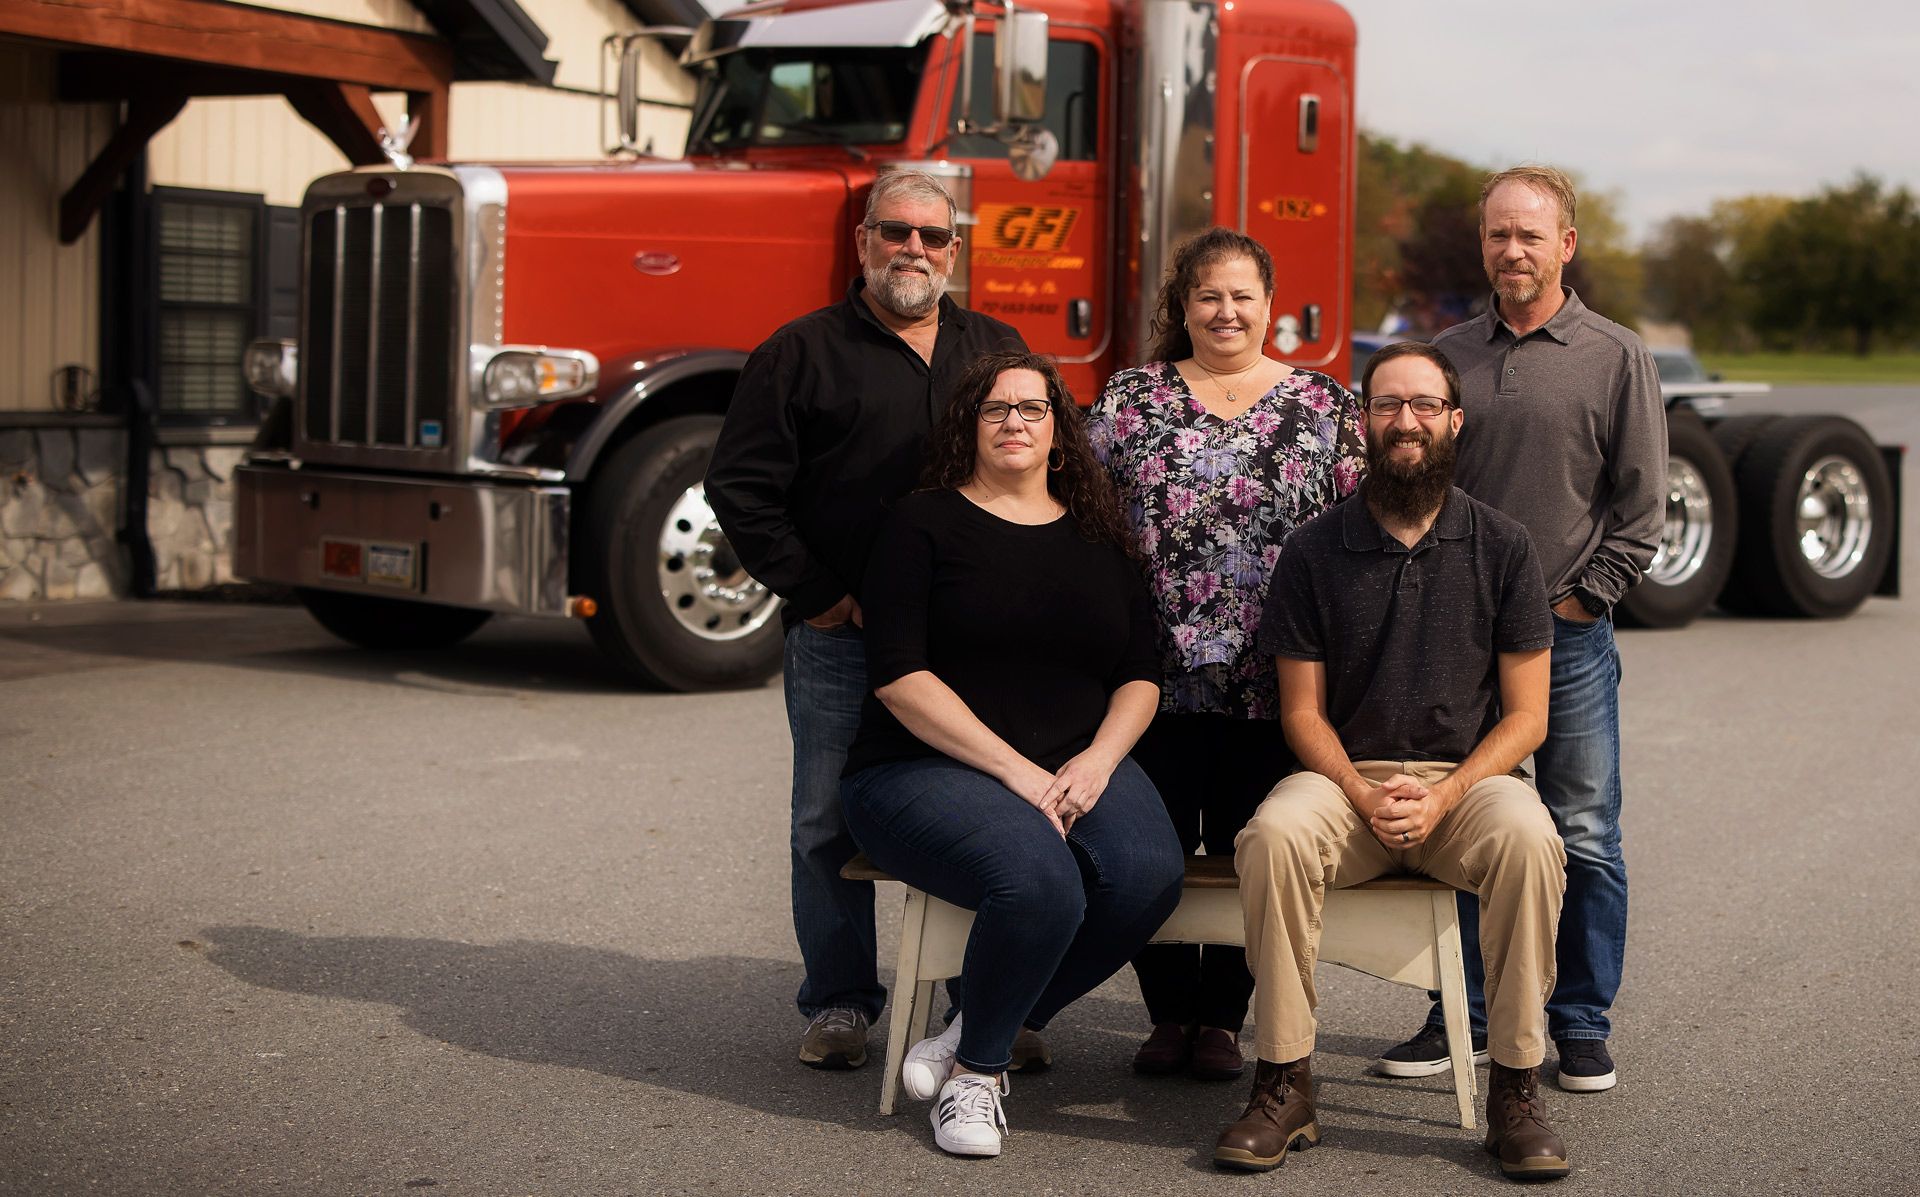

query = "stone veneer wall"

[
  {"left": 0, "top": 423, "right": 126, "bottom": 600},
  {"left": 150, "top": 444, "right": 247, "bottom": 591},
  {"left": 0, "top": 420, "right": 248, "bottom": 600}
]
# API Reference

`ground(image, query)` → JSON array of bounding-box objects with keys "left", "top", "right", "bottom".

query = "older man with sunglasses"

[{"left": 707, "top": 171, "right": 1028, "bottom": 1072}]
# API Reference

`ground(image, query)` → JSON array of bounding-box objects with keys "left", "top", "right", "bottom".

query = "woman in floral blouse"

[{"left": 1089, "top": 226, "right": 1366, "bottom": 1081}]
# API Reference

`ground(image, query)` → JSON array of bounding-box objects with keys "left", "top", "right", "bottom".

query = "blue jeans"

[
  {"left": 844, "top": 755, "right": 1184, "bottom": 1073},
  {"left": 1433, "top": 613, "right": 1627, "bottom": 1041},
  {"left": 784, "top": 622, "right": 887, "bottom": 1022}
]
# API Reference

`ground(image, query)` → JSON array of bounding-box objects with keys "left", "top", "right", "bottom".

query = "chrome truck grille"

[{"left": 301, "top": 202, "right": 457, "bottom": 451}]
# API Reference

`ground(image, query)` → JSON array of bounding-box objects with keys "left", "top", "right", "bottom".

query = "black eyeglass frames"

[
  {"left": 977, "top": 399, "right": 1053, "bottom": 423},
  {"left": 865, "top": 220, "right": 957, "bottom": 250},
  {"left": 1366, "top": 395, "right": 1454, "bottom": 418}
]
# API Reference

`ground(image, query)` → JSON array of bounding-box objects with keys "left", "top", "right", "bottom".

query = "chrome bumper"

[{"left": 233, "top": 464, "right": 572, "bottom": 616}]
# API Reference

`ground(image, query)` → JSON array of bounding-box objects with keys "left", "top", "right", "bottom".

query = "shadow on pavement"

[
  {"left": 192, "top": 925, "right": 1494, "bottom": 1175},
  {"left": 0, "top": 606, "right": 670, "bottom": 696}
]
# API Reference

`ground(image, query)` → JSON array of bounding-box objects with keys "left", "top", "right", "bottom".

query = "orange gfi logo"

[{"left": 980, "top": 204, "right": 1080, "bottom": 250}]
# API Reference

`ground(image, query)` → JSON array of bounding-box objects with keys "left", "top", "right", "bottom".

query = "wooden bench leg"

[
  {"left": 877, "top": 888, "right": 929, "bottom": 1117},
  {"left": 1431, "top": 888, "right": 1477, "bottom": 1130}
]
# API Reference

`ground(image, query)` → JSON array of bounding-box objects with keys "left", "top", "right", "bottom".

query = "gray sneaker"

[{"left": 798, "top": 1008, "right": 869, "bottom": 1070}]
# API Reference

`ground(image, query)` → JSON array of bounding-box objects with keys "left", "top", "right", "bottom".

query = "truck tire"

[
  {"left": 1708, "top": 413, "right": 1781, "bottom": 472},
  {"left": 1616, "top": 410, "right": 1735, "bottom": 629},
  {"left": 579, "top": 415, "right": 784, "bottom": 690},
  {"left": 296, "top": 587, "right": 493, "bottom": 649},
  {"left": 1719, "top": 415, "right": 1892, "bottom": 618}
]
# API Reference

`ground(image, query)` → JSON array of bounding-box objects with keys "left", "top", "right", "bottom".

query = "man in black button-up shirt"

[{"left": 706, "top": 171, "right": 1024, "bottom": 1071}]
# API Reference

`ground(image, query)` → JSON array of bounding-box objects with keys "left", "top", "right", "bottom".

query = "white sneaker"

[
  {"left": 930, "top": 1071, "right": 1009, "bottom": 1157},
  {"left": 901, "top": 1014, "right": 964, "bottom": 1101}
]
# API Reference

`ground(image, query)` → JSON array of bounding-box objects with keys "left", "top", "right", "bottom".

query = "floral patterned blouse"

[{"left": 1089, "top": 360, "right": 1367, "bottom": 718}]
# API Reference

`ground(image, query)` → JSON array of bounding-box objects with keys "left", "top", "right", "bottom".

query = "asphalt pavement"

[{"left": 2, "top": 386, "right": 1916, "bottom": 1196}]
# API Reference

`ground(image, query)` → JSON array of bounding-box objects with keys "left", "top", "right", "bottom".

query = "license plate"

[
  {"left": 319, "top": 538, "right": 417, "bottom": 590},
  {"left": 366, "top": 543, "right": 417, "bottom": 589}
]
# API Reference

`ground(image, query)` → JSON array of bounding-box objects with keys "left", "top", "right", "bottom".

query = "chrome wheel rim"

[
  {"left": 1647, "top": 456, "right": 1714, "bottom": 586},
  {"left": 1795, "top": 455, "right": 1873, "bottom": 579},
  {"left": 657, "top": 484, "right": 782, "bottom": 640}
]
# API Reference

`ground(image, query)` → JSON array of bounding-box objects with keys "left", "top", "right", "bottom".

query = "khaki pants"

[{"left": 1235, "top": 761, "right": 1566, "bottom": 1068}]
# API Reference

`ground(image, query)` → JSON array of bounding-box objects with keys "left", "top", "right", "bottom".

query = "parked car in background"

[
  {"left": 1348, "top": 330, "right": 1417, "bottom": 392},
  {"left": 1652, "top": 348, "right": 1770, "bottom": 418}
]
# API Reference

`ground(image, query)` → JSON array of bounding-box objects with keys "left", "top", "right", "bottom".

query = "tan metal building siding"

[
  {"left": 0, "top": 44, "right": 113, "bottom": 413},
  {"left": 226, "top": 0, "right": 433, "bottom": 35}
]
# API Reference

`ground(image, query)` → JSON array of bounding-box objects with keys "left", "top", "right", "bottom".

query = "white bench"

[{"left": 843, "top": 853, "right": 1478, "bottom": 1129}]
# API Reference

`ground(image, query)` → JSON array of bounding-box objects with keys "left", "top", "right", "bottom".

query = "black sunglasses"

[{"left": 866, "top": 220, "right": 957, "bottom": 250}]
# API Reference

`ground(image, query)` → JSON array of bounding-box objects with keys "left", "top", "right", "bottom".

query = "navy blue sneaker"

[
  {"left": 1555, "top": 1038, "right": 1617, "bottom": 1092},
  {"left": 1376, "top": 1024, "right": 1490, "bottom": 1078}
]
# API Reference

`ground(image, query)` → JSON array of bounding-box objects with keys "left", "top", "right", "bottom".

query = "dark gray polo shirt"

[
  {"left": 1257, "top": 485, "right": 1553, "bottom": 762},
  {"left": 1431, "top": 287, "right": 1665, "bottom": 611}
]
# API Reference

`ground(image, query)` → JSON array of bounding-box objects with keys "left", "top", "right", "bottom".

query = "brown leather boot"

[
  {"left": 1212, "top": 1056, "right": 1320, "bottom": 1171},
  {"left": 1484, "top": 1062, "right": 1571, "bottom": 1181}
]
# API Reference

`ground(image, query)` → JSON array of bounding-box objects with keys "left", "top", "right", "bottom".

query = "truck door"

[
  {"left": 1238, "top": 57, "right": 1349, "bottom": 376},
  {"left": 943, "top": 28, "right": 1112, "bottom": 403}
]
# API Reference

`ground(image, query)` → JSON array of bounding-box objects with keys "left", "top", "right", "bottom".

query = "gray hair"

[{"left": 864, "top": 170, "right": 958, "bottom": 229}]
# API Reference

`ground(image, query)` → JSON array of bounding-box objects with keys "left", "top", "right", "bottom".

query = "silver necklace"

[{"left": 1192, "top": 358, "right": 1263, "bottom": 404}]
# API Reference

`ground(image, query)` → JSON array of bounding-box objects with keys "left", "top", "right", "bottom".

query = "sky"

[{"left": 1341, "top": 0, "right": 1920, "bottom": 243}]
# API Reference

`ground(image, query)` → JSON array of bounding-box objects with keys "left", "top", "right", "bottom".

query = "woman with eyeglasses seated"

[
  {"left": 1087, "top": 227, "right": 1367, "bottom": 1083},
  {"left": 841, "top": 349, "right": 1184, "bottom": 1159}
]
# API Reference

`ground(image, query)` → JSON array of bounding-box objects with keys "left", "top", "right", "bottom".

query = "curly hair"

[
  {"left": 920, "top": 350, "right": 1132, "bottom": 551},
  {"left": 1147, "top": 226, "right": 1277, "bottom": 363}
]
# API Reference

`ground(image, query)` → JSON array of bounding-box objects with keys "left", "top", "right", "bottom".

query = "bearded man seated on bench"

[{"left": 1213, "top": 341, "right": 1572, "bottom": 1182}]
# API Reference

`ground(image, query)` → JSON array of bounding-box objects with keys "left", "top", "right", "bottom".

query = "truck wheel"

[
  {"left": 579, "top": 415, "right": 784, "bottom": 690},
  {"left": 1616, "top": 410, "right": 1735, "bottom": 629},
  {"left": 1719, "top": 415, "right": 1892, "bottom": 618},
  {"left": 296, "top": 587, "right": 493, "bottom": 649}
]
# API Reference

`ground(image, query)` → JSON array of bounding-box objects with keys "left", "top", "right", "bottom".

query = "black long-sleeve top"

[
  {"left": 843, "top": 489, "right": 1162, "bottom": 776},
  {"left": 704, "top": 279, "right": 1026, "bottom": 622}
]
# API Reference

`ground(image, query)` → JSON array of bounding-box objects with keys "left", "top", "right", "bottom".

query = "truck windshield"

[{"left": 689, "top": 48, "right": 927, "bottom": 151}]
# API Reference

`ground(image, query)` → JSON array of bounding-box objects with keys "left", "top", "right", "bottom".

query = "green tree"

[
  {"left": 1643, "top": 196, "right": 1790, "bottom": 350},
  {"left": 1743, "top": 174, "right": 1920, "bottom": 355}
]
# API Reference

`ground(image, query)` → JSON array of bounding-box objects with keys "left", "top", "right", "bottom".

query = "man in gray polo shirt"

[
  {"left": 1379, "top": 165, "right": 1663, "bottom": 1094},
  {"left": 1214, "top": 342, "right": 1570, "bottom": 1181}
]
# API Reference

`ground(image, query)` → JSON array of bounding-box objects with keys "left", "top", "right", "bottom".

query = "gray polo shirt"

[
  {"left": 1258, "top": 486, "right": 1553, "bottom": 762},
  {"left": 1431, "top": 287, "right": 1664, "bottom": 610}
]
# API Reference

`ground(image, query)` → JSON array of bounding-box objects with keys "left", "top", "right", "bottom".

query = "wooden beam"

[
  {"left": 285, "top": 82, "right": 388, "bottom": 167},
  {"left": 407, "top": 88, "right": 449, "bottom": 162},
  {"left": 59, "top": 92, "right": 187, "bottom": 244},
  {"left": 58, "top": 52, "right": 289, "bottom": 101},
  {"left": 4, "top": 0, "right": 452, "bottom": 93}
]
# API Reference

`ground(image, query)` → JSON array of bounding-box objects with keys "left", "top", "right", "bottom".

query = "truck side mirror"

[
  {"left": 995, "top": 10, "right": 1049, "bottom": 126},
  {"left": 603, "top": 29, "right": 695, "bottom": 155}
]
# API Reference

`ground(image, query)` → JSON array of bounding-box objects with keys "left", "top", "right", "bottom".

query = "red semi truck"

[{"left": 234, "top": 0, "right": 1898, "bottom": 688}]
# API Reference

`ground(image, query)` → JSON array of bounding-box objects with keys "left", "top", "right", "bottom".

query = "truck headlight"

[
  {"left": 244, "top": 339, "right": 298, "bottom": 398},
  {"left": 478, "top": 348, "right": 600, "bottom": 410}
]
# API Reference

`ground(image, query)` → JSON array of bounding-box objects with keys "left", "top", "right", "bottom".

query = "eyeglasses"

[
  {"left": 977, "top": 399, "right": 1053, "bottom": 423},
  {"left": 1366, "top": 395, "right": 1454, "bottom": 418},
  {"left": 866, "top": 220, "right": 957, "bottom": 250}
]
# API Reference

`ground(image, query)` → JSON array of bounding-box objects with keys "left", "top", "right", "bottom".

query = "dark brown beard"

[{"left": 1365, "top": 423, "right": 1456, "bottom": 525}]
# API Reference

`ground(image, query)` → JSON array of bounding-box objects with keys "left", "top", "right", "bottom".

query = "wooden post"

[{"left": 407, "top": 87, "right": 450, "bottom": 162}]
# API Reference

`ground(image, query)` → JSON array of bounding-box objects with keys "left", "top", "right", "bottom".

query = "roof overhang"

[
  {"left": 686, "top": 0, "right": 953, "bottom": 63},
  {"left": 410, "top": 0, "right": 558, "bottom": 84}
]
